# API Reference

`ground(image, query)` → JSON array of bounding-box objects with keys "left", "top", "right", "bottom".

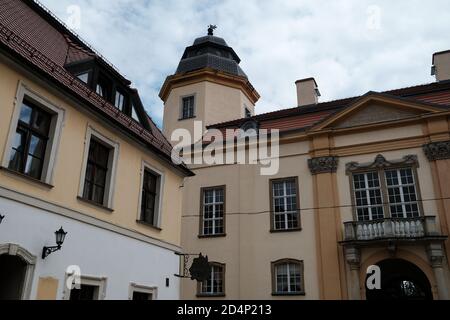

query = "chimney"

[
  {"left": 431, "top": 50, "right": 450, "bottom": 82},
  {"left": 296, "top": 77, "right": 321, "bottom": 107}
]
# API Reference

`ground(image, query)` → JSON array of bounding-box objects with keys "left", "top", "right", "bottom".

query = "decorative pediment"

[
  {"left": 312, "top": 92, "right": 444, "bottom": 131},
  {"left": 346, "top": 154, "right": 418, "bottom": 174}
]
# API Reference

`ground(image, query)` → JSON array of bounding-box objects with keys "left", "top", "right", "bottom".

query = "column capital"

[
  {"left": 345, "top": 246, "right": 361, "bottom": 270},
  {"left": 423, "top": 140, "right": 450, "bottom": 161},
  {"left": 308, "top": 156, "right": 338, "bottom": 175}
]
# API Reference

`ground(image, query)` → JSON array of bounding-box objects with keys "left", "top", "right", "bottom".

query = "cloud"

[{"left": 40, "top": 0, "right": 450, "bottom": 127}]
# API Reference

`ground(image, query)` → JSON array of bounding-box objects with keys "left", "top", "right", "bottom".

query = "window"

[
  {"left": 70, "top": 285, "right": 99, "bottom": 300},
  {"left": 385, "top": 168, "right": 420, "bottom": 218},
  {"left": 272, "top": 259, "right": 304, "bottom": 295},
  {"left": 114, "top": 90, "right": 125, "bottom": 111},
  {"left": 76, "top": 72, "right": 89, "bottom": 84},
  {"left": 200, "top": 186, "right": 225, "bottom": 236},
  {"left": 348, "top": 155, "right": 422, "bottom": 221},
  {"left": 96, "top": 74, "right": 112, "bottom": 100},
  {"left": 198, "top": 263, "right": 225, "bottom": 297},
  {"left": 245, "top": 107, "right": 252, "bottom": 118},
  {"left": 79, "top": 127, "right": 119, "bottom": 209},
  {"left": 8, "top": 100, "right": 51, "bottom": 180},
  {"left": 270, "top": 178, "right": 300, "bottom": 231},
  {"left": 64, "top": 275, "right": 106, "bottom": 300},
  {"left": 139, "top": 168, "right": 162, "bottom": 227},
  {"left": 181, "top": 95, "right": 195, "bottom": 119},
  {"left": 129, "top": 283, "right": 157, "bottom": 300},
  {"left": 3, "top": 84, "right": 65, "bottom": 185},
  {"left": 82, "top": 139, "right": 110, "bottom": 205},
  {"left": 131, "top": 103, "right": 139, "bottom": 121},
  {"left": 352, "top": 172, "right": 384, "bottom": 221}
]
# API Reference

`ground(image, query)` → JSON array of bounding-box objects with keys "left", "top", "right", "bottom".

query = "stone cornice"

[
  {"left": 308, "top": 156, "right": 339, "bottom": 175},
  {"left": 423, "top": 140, "right": 450, "bottom": 161},
  {"left": 159, "top": 67, "right": 260, "bottom": 104}
]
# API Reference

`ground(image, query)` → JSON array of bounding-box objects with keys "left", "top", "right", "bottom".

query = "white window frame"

[
  {"left": 137, "top": 161, "right": 165, "bottom": 228},
  {"left": 202, "top": 187, "right": 225, "bottom": 236},
  {"left": 179, "top": 94, "right": 196, "bottom": 120},
  {"left": 78, "top": 126, "right": 119, "bottom": 209},
  {"left": 200, "top": 263, "right": 225, "bottom": 296},
  {"left": 384, "top": 167, "right": 420, "bottom": 218},
  {"left": 2, "top": 81, "right": 65, "bottom": 185},
  {"left": 62, "top": 274, "right": 107, "bottom": 300},
  {"left": 272, "top": 179, "right": 299, "bottom": 231},
  {"left": 128, "top": 283, "right": 157, "bottom": 300},
  {"left": 352, "top": 171, "right": 384, "bottom": 221}
]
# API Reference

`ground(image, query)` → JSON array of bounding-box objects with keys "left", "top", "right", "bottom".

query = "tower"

[{"left": 160, "top": 26, "right": 260, "bottom": 141}]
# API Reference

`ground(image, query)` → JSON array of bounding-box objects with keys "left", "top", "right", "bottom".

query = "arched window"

[{"left": 271, "top": 259, "right": 305, "bottom": 296}]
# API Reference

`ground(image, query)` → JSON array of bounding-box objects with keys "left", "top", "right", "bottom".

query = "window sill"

[
  {"left": 196, "top": 293, "right": 226, "bottom": 298},
  {"left": 198, "top": 234, "right": 227, "bottom": 239},
  {"left": 178, "top": 116, "right": 196, "bottom": 121},
  {"left": 0, "top": 166, "right": 54, "bottom": 189},
  {"left": 270, "top": 228, "right": 302, "bottom": 233},
  {"left": 136, "top": 220, "right": 162, "bottom": 231},
  {"left": 77, "top": 196, "right": 114, "bottom": 212},
  {"left": 272, "top": 292, "right": 305, "bottom": 296}
]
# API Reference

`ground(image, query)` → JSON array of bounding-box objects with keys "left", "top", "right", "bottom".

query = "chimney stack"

[
  {"left": 296, "top": 78, "right": 320, "bottom": 107},
  {"left": 432, "top": 50, "right": 450, "bottom": 82}
]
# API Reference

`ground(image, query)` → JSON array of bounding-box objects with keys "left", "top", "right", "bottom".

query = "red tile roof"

[
  {"left": 0, "top": 0, "right": 192, "bottom": 176},
  {"left": 208, "top": 81, "right": 450, "bottom": 134}
]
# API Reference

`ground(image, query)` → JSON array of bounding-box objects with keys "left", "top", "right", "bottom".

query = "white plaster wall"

[{"left": 0, "top": 197, "right": 180, "bottom": 300}]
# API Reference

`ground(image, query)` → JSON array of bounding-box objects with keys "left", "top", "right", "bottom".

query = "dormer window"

[
  {"left": 245, "top": 107, "right": 252, "bottom": 118},
  {"left": 131, "top": 104, "right": 139, "bottom": 122},
  {"left": 96, "top": 74, "right": 112, "bottom": 100},
  {"left": 114, "top": 90, "right": 125, "bottom": 111}
]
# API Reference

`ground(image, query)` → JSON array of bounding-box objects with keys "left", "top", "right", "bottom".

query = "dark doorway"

[
  {"left": 366, "top": 259, "right": 433, "bottom": 300},
  {"left": 0, "top": 255, "right": 28, "bottom": 300}
]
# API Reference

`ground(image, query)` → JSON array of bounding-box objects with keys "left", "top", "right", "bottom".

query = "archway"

[
  {"left": 365, "top": 259, "right": 433, "bottom": 300},
  {"left": 0, "top": 244, "right": 36, "bottom": 300}
]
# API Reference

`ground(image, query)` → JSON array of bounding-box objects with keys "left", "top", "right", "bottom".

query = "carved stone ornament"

[
  {"left": 346, "top": 154, "right": 418, "bottom": 174},
  {"left": 308, "top": 156, "right": 339, "bottom": 175},
  {"left": 423, "top": 141, "right": 450, "bottom": 161}
]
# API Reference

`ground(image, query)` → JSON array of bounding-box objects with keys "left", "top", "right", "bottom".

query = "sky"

[{"left": 40, "top": 0, "right": 450, "bottom": 128}]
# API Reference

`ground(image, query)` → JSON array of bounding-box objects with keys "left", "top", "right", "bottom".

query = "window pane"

[
  {"left": 115, "top": 91, "right": 125, "bottom": 110},
  {"left": 84, "top": 139, "right": 111, "bottom": 205},
  {"left": 202, "top": 187, "right": 225, "bottom": 235},
  {"left": 24, "top": 155, "right": 42, "bottom": 179},
  {"left": 28, "top": 135, "right": 46, "bottom": 159},
  {"left": 8, "top": 149, "right": 24, "bottom": 172},
  {"left": 31, "top": 109, "right": 51, "bottom": 134},
  {"left": 77, "top": 72, "right": 89, "bottom": 83},
  {"left": 19, "top": 103, "right": 32, "bottom": 124}
]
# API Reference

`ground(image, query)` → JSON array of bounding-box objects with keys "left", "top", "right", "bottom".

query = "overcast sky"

[{"left": 40, "top": 0, "right": 450, "bottom": 127}]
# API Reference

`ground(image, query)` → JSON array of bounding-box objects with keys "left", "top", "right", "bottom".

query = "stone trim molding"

[
  {"left": 308, "top": 156, "right": 339, "bottom": 175},
  {"left": 344, "top": 246, "right": 361, "bottom": 271},
  {"left": 346, "top": 154, "right": 418, "bottom": 174},
  {"left": 0, "top": 243, "right": 36, "bottom": 299},
  {"left": 423, "top": 141, "right": 450, "bottom": 161}
]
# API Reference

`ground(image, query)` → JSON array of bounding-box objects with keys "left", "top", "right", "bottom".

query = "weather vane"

[{"left": 207, "top": 24, "right": 217, "bottom": 36}]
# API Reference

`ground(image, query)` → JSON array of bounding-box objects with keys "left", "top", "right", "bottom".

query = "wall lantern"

[
  {"left": 42, "top": 227, "right": 67, "bottom": 259},
  {"left": 0, "top": 214, "right": 4, "bottom": 224}
]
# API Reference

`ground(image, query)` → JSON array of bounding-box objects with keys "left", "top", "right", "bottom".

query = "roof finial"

[{"left": 207, "top": 25, "right": 217, "bottom": 36}]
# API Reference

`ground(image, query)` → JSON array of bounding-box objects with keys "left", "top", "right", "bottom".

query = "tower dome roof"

[{"left": 175, "top": 27, "right": 247, "bottom": 78}]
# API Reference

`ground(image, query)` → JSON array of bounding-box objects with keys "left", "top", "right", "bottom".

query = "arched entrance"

[
  {"left": 366, "top": 259, "right": 433, "bottom": 300},
  {"left": 0, "top": 244, "right": 36, "bottom": 300}
]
